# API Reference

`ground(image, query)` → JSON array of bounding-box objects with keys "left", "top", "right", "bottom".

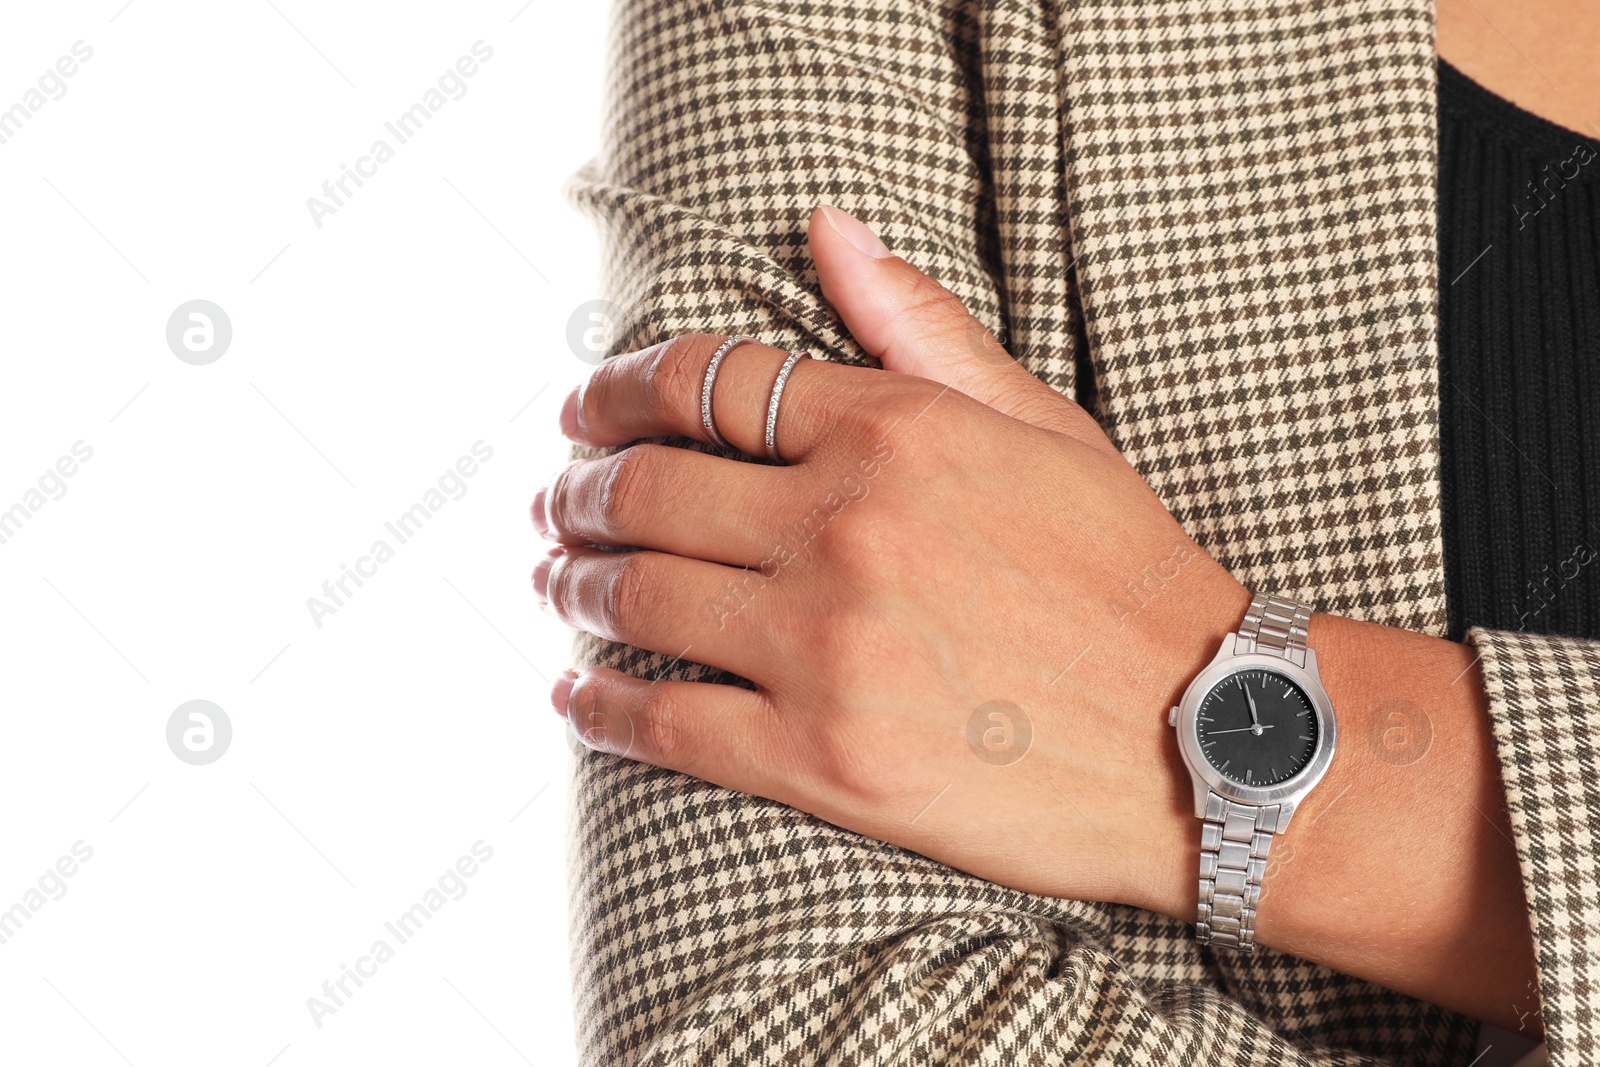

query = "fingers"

[
  {"left": 553, "top": 666, "right": 789, "bottom": 795},
  {"left": 535, "top": 544, "right": 782, "bottom": 682},
  {"left": 561, "top": 333, "right": 862, "bottom": 462},
  {"left": 809, "top": 204, "right": 1112, "bottom": 447},
  {"left": 534, "top": 444, "right": 784, "bottom": 567}
]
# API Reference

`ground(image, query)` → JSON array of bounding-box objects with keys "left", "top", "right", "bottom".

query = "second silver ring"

[{"left": 764, "top": 350, "right": 811, "bottom": 462}]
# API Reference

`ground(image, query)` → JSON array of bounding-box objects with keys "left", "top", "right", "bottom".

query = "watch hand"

[
  {"left": 1244, "top": 682, "right": 1260, "bottom": 727},
  {"left": 1207, "top": 725, "right": 1275, "bottom": 735}
]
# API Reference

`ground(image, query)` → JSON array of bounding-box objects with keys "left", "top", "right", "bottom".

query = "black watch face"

[{"left": 1195, "top": 669, "right": 1319, "bottom": 787}]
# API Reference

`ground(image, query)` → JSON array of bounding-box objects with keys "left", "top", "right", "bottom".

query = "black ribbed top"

[{"left": 1438, "top": 60, "right": 1600, "bottom": 640}]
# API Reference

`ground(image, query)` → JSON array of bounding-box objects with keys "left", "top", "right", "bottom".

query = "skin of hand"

[{"left": 536, "top": 205, "right": 1541, "bottom": 1034}]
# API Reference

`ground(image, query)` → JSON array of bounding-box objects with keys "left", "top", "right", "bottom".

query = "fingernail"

[
  {"left": 820, "top": 204, "right": 892, "bottom": 259},
  {"left": 532, "top": 545, "right": 563, "bottom": 602},
  {"left": 531, "top": 486, "right": 549, "bottom": 538},
  {"left": 550, "top": 670, "right": 577, "bottom": 718}
]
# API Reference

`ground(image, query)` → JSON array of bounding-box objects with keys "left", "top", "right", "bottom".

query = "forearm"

[{"left": 1143, "top": 603, "right": 1541, "bottom": 1034}]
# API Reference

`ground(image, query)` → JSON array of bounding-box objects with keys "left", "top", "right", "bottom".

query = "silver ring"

[
  {"left": 701, "top": 335, "right": 756, "bottom": 449},
  {"left": 765, "top": 350, "right": 810, "bottom": 462}
]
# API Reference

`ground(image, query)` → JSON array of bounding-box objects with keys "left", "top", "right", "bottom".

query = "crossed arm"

[
  {"left": 539, "top": 204, "right": 1540, "bottom": 1035},
  {"left": 551, "top": 1, "right": 1600, "bottom": 1061}
]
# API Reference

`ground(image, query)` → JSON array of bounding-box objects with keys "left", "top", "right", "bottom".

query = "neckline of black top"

[
  {"left": 1437, "top": 58, "right": 1595, "bottom": 156},
  {"left": 1434, "top": 56, "right": 1600, "bottom": 642}
]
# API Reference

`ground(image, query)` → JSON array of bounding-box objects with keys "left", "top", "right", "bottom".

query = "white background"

[
  {"left": 0, "top": 2, "right": 606, "bottom": 1064},
  {"left": 0, "top": 5, "right": 1549, "bottom": 1067}
]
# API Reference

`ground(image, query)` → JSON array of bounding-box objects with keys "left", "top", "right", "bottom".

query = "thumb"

[{"left": 809, "top": 204, "right": 1086, "bottom": 437}]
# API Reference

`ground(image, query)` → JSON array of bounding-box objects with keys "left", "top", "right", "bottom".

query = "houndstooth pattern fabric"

[
  {"left": 564, "top": 0, "right": 1593, "bottom": 1063},
  {"left": 1470, "top": 629, "right": 1600, "bottom": 1061},
  {"left": 1058, "top": 0, "right": 1447, "bottom": 637}
]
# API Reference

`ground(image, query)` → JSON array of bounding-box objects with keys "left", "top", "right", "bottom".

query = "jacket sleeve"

[
  {"left": 1468, "top": 628, "right": 1600, "bottom": 1064},
  {"left": 562, "top": 1, "right": 1477, "bottom": 1063}
]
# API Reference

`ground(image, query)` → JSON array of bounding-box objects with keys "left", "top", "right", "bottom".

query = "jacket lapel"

[{"left": 1058, "top": 0, "right": 1446, "bottom": 634}]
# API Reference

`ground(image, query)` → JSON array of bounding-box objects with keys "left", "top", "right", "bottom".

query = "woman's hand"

[
  {"left": 537, "top": 205, "right": 1543, "bottom": 1032},
  {"left": 534, "top": 205, "right": 1247, "bottom": 911}
]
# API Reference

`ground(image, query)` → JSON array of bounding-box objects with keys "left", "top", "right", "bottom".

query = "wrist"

[
  {"left": 1237, "top": 611, "right": 1538, "bottom": 1031},
  {"left": 1251, "top": 612, "right": 1486, "bottom": 942},
  {"left": 1123, "top": 561, "right": 1251, "bottom": 918}
]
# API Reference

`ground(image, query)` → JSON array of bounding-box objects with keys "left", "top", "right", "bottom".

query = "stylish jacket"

[{"left": 566, "top": 0, "right": 1594, "bottom": 1062}]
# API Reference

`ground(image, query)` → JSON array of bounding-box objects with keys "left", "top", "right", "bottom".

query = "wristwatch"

[{"left": 1167, "top": 590, "right": 1337, "bottom": 952}]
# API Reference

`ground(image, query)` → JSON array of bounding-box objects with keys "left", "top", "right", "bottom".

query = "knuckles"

[
  {"left": 599, "top": 444, "right": 664, "bottom": 539},
  {"left": 547, "top": 551, "right": 657, "bottom": 644},
  {"left": 805, "top": 714, "right": 916, "bottom": 805},
  {"left": 635, "top": 685, "right": 684, "bottom": 764},
  {"left": 851, "top": 376, "right": 957, "bottom": 450},
  {"left": 546, "top": 461, "right": 583, "bottom": 540},
  {"left": 644, "top": 333, "right": 720, "bottom": 421},
  {"left": 544, "top": 444, "right": 669, "bottom": 544},
  {"left": 816, "top": 505, "right": 913, "bottom": 580},
  {"left": 567, "top": 675, "right": 687, "bottom": 769},
  {"left": 604, "top": 551, "right": 654, "bottom": 637},
  {"left": 568, "top": 680, "right": 628, "bottom": 753},
  {"left": 543, "top": 550, "right": 579, "bottom": 618}
]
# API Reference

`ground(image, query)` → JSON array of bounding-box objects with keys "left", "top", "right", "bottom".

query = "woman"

[{"left": 541, "top": 0, "right": 1598, "bottom": 1062}]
